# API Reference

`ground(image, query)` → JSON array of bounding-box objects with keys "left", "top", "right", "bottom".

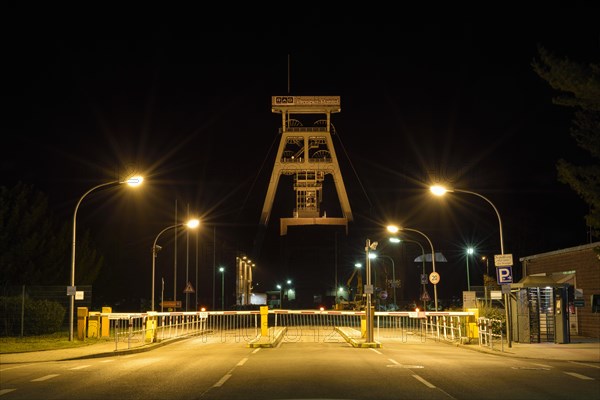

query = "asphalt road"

[{"left": 1, "top": 334, "right": 598, "bottom": 399}]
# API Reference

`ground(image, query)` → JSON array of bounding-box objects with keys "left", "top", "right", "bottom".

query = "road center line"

[
  {"left": 213, "top": 374, "right": 232, "bottom": 387},
  {"left": 237, "top": 358, "right": 248, "bottom": 366},
  {"left": 412, "top": 374, "right": 436, "bottom": 388},
  {"left": 31, "top": 374, "right": 59, "bottom": 382},
  {"left": 70, "top": 365, "right": 91, "bottom": 370}
]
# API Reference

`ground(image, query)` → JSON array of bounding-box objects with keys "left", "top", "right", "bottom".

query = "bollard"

[
  {"left": 101, "top": 307, "right": 111, "bottom": 337},
  {"left": 77, "top": 307, "right": 88, "bottom": 341},
  {"left": 145, "top": 312, "right": 158, "bottom": 343},
  {"left": 260, "top": 306, "right": 269, "bottom": 336},
  {"left": 467, "top": 308, "right": 479, "bottom": 339},
  {"left": 87, "top": 311, "right": 100, "bottom": 338}
]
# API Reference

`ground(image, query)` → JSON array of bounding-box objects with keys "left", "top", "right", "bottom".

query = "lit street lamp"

[
  {"left": 369, "top": 253, "right": 396, "bottom": 309},
  {"left": 151, "top": 219, "right": 200, "bottom": 311},
  {"left": 219, "top": 267, "right": 225, "bottom": 310},
  {"left": 69, "top": 175, "right": 143, "bottom": 341},
  {"left": 365, "top": 238, "right": 378, "bottom": 343},
  {"left": 390, "top": 237, "right": 428, "bottom": 310},
  {"left": 430, "top": 184, "right": 511, "bottom": 347},
  {"left": 466, "top": 247, "right": 474, "bottom": 291},
  {"left": 386, "top": 225, "right": 439, "bottom": 311},
  {"left": 276, "top": 284, "right": 283, "bottom": 309}
]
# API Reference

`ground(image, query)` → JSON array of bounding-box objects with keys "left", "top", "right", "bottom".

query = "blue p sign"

[{"left": 497, "top": 267, "right": 513, "bottom": 284}]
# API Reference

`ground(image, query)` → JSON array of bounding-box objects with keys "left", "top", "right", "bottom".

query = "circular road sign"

[{"left": 429, "top": 272, "right": 440, "bottom": 285}]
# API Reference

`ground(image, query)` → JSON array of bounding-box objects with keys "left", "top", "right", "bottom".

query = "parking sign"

[{"left": 496, "top": 266, "right": 513, "bottom": 284}]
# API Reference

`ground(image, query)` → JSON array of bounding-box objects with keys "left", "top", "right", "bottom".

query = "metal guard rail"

[{"left": 98, "top": 310, "right": 476, "bottom": 351}]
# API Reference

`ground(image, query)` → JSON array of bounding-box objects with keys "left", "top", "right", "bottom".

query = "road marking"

[
  {"left": 213, "top": 374, "right": 232, "bottom": 387},
  {"left": 511, "top": 366, "right": 550, "bottom": 370},
  {"left": 412, "top": 374, "right": 436, "bottom": 388},
  {"left": 251, "top": 348, "right": 261, "bottom": 354},
  {"left": 564, "top": 372, "right": 594, "bottom": 380},
  {"left": 369, "top": 348, "right": 382, "bottom": 355},
  {"left": 237, "top": 358, "right": 248, "bottom": 366},
  {"left": 0, "top": 389, "right": 17, "bottom": 396},
  {"left": 70, "top": 365, "right": 91, "bottom": 370},
  {"left": 570, "top": 361, "right": 600, "bottom": 369},
  {"left": 100, "top": 359, "right": 115, "bottom": 363},
  {"left": 31, "top": 374, "right": 59, "bottom": 382}
]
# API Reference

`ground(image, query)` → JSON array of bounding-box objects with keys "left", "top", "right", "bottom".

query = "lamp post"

[
  {"left": 365, "top": 238, "right": 378, "bottom": 343},
  {"left": 369, "top": 253, "right": 396, "bottom": 310},
  {"left": 219, "top": 267, "right": 225, "bottom": 310},
  {"left": 386, "top": 225, "right": 438, "bottom": 311},
  {"left": 276, "top": 284, "right": 283, "bottom": 309},
  {"left": 389, "top": 237, "right": 428, "bottom": 309},
  {"left": 430, "top": 184, "right": 511, "bottom": 347},
  {"left": 466, "top": 247, "right": 474, "bottom": 291},
  {"left": 151, "top": 219, "right": 199, "bottom": 311},
  {"left": 69, "top": 176, "right": 143, "bottom": 341}
]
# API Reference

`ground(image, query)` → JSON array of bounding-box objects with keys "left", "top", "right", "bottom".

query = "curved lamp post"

[
  {"left": 386, "top": 225, "right": 439, "bottom": 311},
  {"left": 429, "top": 184, "right": 511, "bottom": 347},
  {"left": 389, "top": 237, "right": 428, "bottom": 309},
  {"left": 69, "top": 176, "right": 143, "bottom": 341},
  {"left": 369, "top": 253, "right": 396, "bottom": 309},
  {"left": 151, "top": 218, "right": 199, "bottom": 311}
]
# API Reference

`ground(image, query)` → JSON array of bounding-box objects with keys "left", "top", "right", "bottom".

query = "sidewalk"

[{"left": 1, "top": 335, "right": 598, "bottom": 365}]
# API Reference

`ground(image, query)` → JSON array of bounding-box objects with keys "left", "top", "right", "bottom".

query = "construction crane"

[{"left": 335, "top": 267, "right": 365, "bottom": 310}]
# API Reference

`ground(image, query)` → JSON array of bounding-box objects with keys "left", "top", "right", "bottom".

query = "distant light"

[
  {"left": 389, "top": 237, "right": 401, "bottom": 243},
  {"left": 319, "top": 306, "right": 325, "bottom": 312}
]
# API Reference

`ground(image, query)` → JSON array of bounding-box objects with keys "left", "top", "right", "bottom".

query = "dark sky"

[{"left": 3, "top": 14, "right": 599, "bottom": 310}]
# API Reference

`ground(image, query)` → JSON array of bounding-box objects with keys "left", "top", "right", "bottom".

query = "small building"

[{"left": 518, "top": 242, "right": 599, "bottom": 340}]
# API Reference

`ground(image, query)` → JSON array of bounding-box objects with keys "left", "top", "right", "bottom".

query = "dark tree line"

[
  {"left": 0, "top": 182, "right": 103, "bottom": 288},
  {"left": 532, "top": 45, "right": 600, "bottom": 241}
]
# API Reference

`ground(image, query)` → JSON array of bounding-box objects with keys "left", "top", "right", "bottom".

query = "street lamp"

[
  {"left": 369, "top": 253, "right": 396, "bottom": 310},
  {"left": 151, "top": 218, "right": 200, "bottom": 311},
  {"left": 430, "top": 184, "right": 511, "bottom": 346},
  {"left": 69, "top": 175, "right": 143, "bottom": 341},
  {"left": 466, "top": 247, "right": 474, "bottom": 291},
  {"left": 389, "top": 237, "right": 428, "bottom": 309},
  {"left": 276, "top": 284, "right": 283, "bottom": 309},
  {"left": 219, "top": 267, "right": 225, "bottom": 310},
  {"left": 386, "top": 225, "right": 439, "bottom": 311},
  {"left": 365, "top": 238, "right": 378, "bottom": 343}
]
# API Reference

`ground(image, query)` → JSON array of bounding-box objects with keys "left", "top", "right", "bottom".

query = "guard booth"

[{"left": 511, "top": 275, "right": 570, "bottom": 344}]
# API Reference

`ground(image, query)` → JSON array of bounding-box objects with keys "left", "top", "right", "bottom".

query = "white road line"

[
  {"left": 369, "top": 348, "right": 382, "bottom": 355},
  {"left": 70, "top": 365, "right": 91, "bottom": 370},
  {"left": 100, "top": 359, "right": 115, "bottom": 363},
  {"left": 251, "top": 348, "right": 261, "bottom": 354},
  {"left": 564, "top": 371, "right": 595, "bottom": 380},
  {"left": 412, "top": 374, "right": 436, "bottom": 388},
  {"left": 0, "top": 389, "right": 17, "bottom": 396},
  {"left": 570, "top": 361, "right": 600, "bottom": 369},
  {"left": 388, "top": 359, "right": 400, "bottom": 365},
  {"left": 237, "top": 358, "right": 248, "bottom": 366},
  {"left": 213, "top": 374, "right": 232, "bottom": 387},
  {"left": 31, "top": 374, "right": 59, "bottom": 382}
]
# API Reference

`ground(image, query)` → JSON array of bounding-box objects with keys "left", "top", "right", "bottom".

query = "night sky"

[{"left": 3, "top": 14, "right": 599, "bottom": 310}]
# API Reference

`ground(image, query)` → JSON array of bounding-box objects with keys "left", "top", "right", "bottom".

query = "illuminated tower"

[{"left": 260, "top": 95, "right": 353, "bottom": 235}]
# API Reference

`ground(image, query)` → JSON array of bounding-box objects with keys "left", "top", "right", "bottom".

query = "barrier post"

[
  {"left": 77, "top": 307, "right": 88, "bottom": 340},
  {"left": 467, "top": 308, "right": 479, "bottom": 339},
  {"left": 101, "top": 307, "right": 111, "bottom": 337},
  {"left": 260, "top": 306, "right": 269, "bottom": 336},
  {"left": 87, "top": 311, "right": 100, "bottom": 338},
  {"left": 145, "top": 312, "right": 158, "bottom": 343}
]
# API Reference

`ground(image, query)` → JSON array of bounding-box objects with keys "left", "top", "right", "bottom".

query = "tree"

[
  {"left": 532, "top": 46, "right": 600, "bottom": 240},
  {"left": 0, "top": 183, "right": 104, "bottom": 287}
]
